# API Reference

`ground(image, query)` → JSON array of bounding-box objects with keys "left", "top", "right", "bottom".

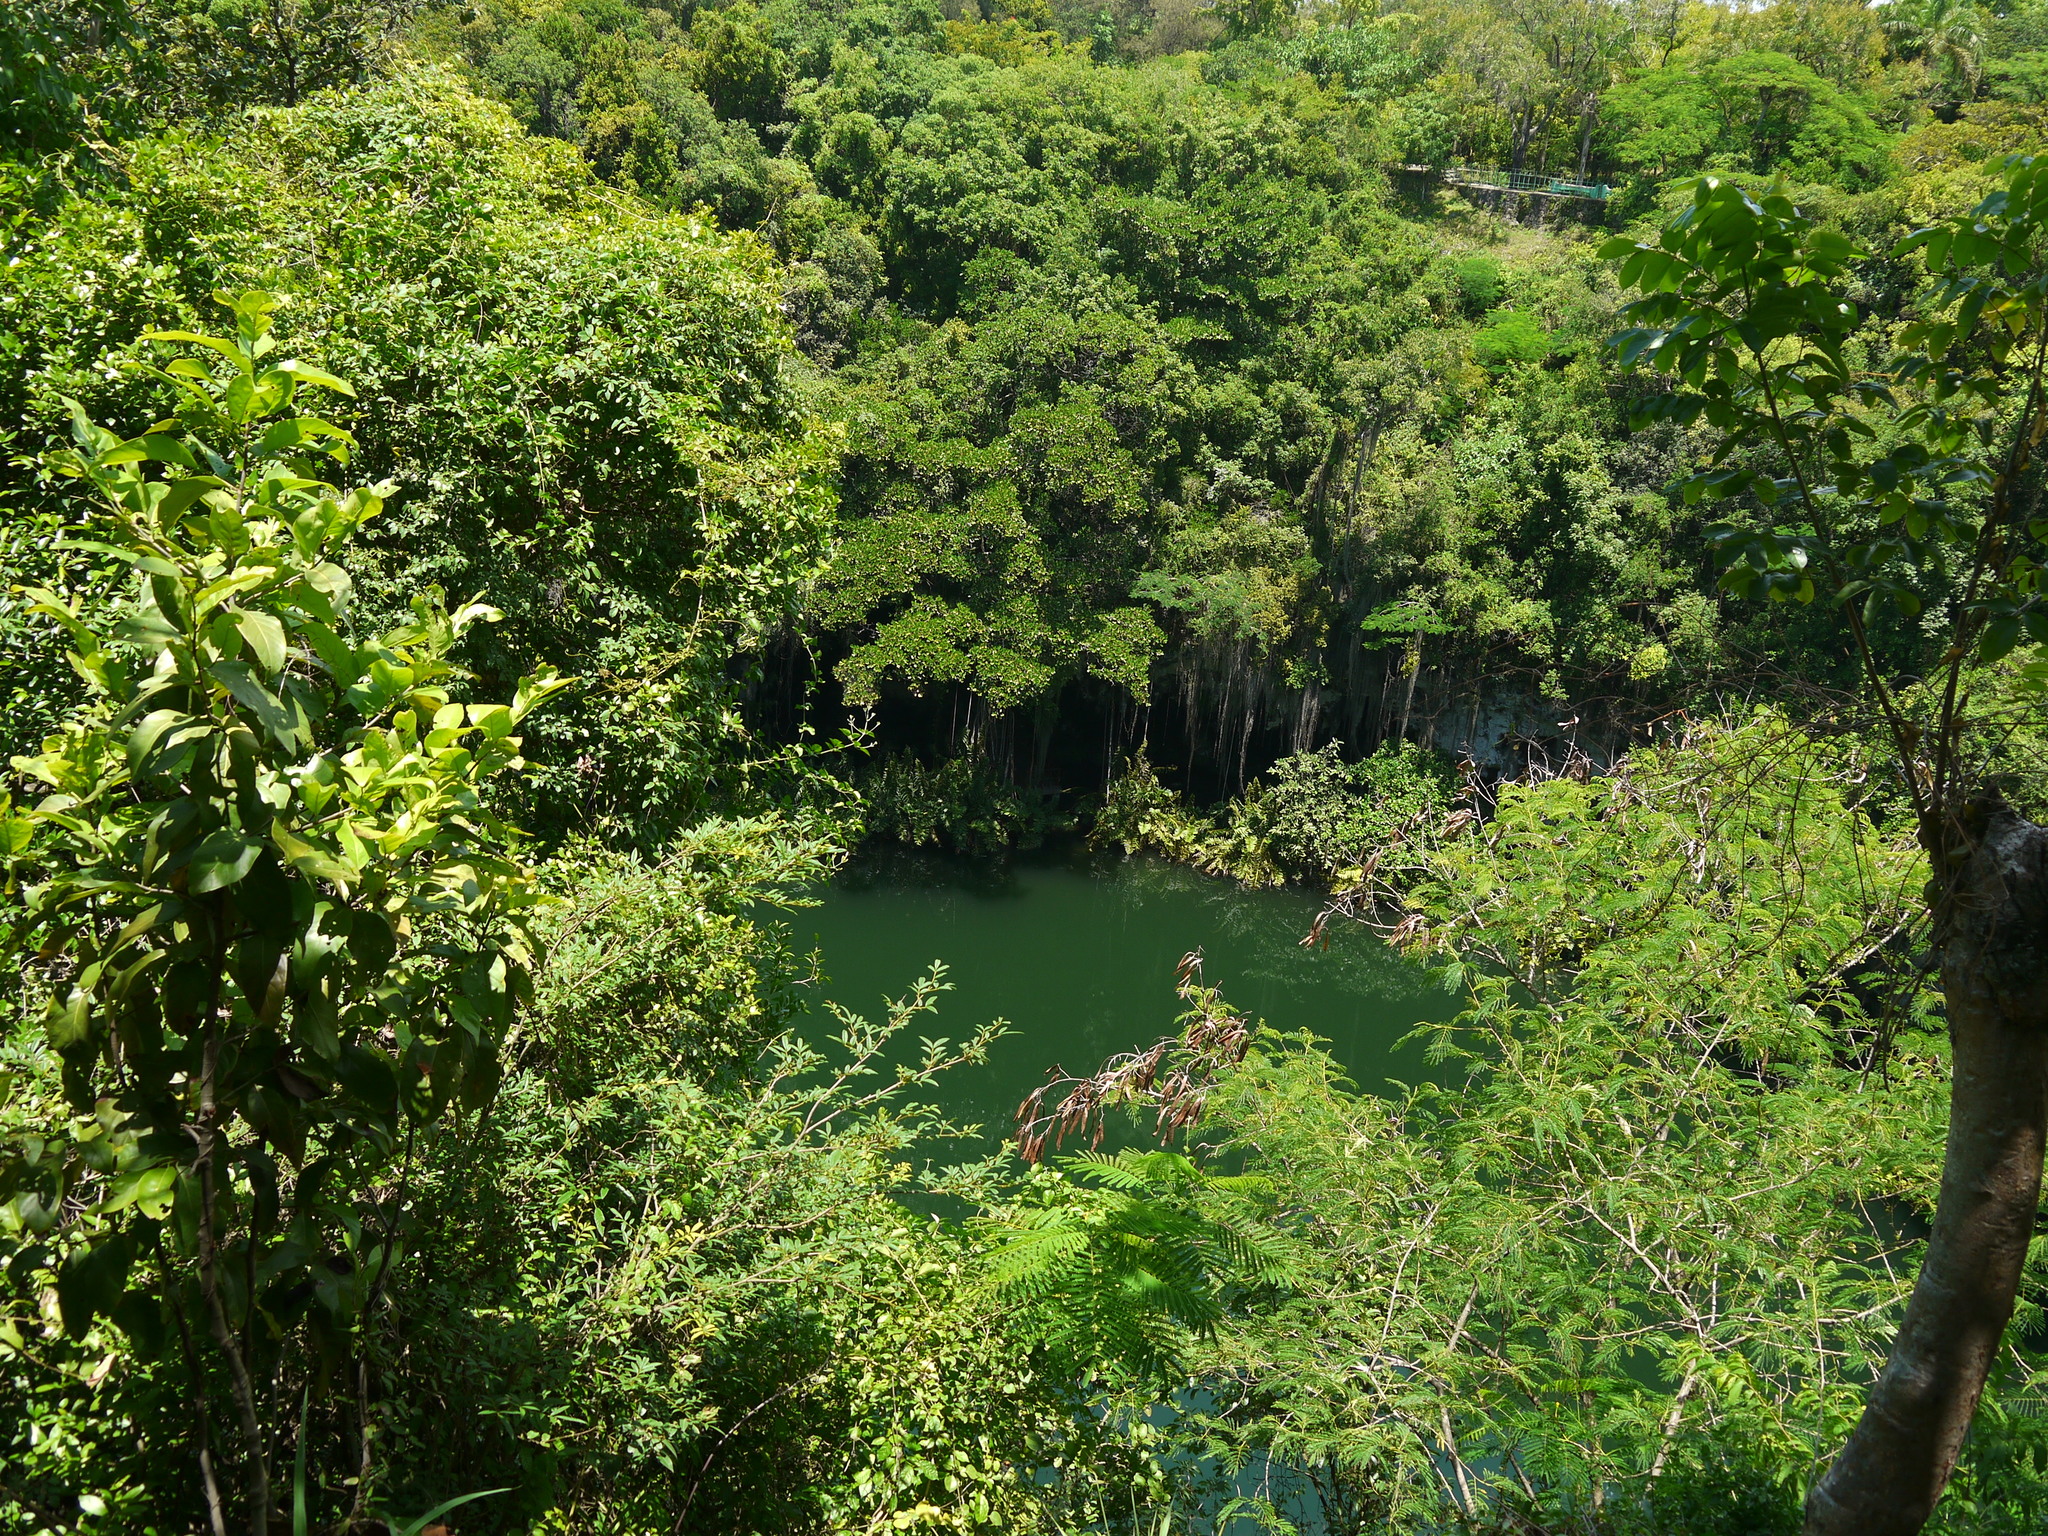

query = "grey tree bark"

[{"left": 1805, "top": 801, "right": 2048, "bottom": 1535}]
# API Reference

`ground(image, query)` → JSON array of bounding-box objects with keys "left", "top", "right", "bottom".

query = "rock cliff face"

[{"left": 760, "top": 627, "right": 1635, "bottom": 816}]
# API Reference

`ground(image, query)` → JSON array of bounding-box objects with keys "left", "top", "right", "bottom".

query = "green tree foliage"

[
  {"left": 1453, "top": 253, "right": 1505, "bottom": 308},
  {"left": 854, "top": 748, "right": 1070, "bottom": 853},
  {"left": 814, "top": 262, "right": 1184, "bottom": 712},
  {"left": 2, "top": 792, "right": 1184, "bottom": 1531},
  {"left": 981, "top": 1149, "right": 1296, "bottom": 1375},
  {"left": 140, "top": 0, "right": 419, "bottom": 113},
  {"left": 694, "top": 0, "right": 789, "bottom": 124},
  {"left": 1469, "top": 306, "right": 1553, "bottom": 368},
  {"left": 1881, "top": 0, "right": 1986, "bottom": 105},
  {"left": 999, "top": 714, "right": 2048, "bottom": 1530},
  {"left": 378, "top": 949, "right": 1062, "bottom": 1533},
  {"left": 1176, "top": 718, "right": 1967, "bottom": 1528},
  {"left": 0, "top": 71, "right": 838, "bottom": 837},
  {"left": 12, "top": 5, "right": 2048, "bottom": 1532},
  {"left": 1249, "top": 738, "right": 1452, "bottom": 879},
  {"left": 1090, "top": 739, "right": 1454, "bottom": 887},
  {"left": 0, "top": 297, "right": 565, "bottom": 1532},
  {"left": 1602, "top": 160, "right": 2048, "bottom": 1534},
  {"left": 399, "top": 0, "right": 1734, "bottom": 766},
  {"left": 377, "top": 0, "right": 2048, "bottom": 810},
  {"left": 1602, "top": 165, "right": 2048, "bottom": 711},
  {"left": 0, "top": 0, "right": 144, "bottom": 164},
  {"left": 1603, "top": 51, "right": 1892, "bottom": 187},
  {"left": 0, "top": 302, "right": 1160, "bottom": 1536}
]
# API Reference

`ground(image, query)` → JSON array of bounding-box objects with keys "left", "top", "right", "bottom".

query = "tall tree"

[
  {"left": 1604, "top": 163, "right": 2048, "bottom": 1535},
  {"left": 1465, "top": 0, "right": 1626, "bottom": 172},
  {"left": 1882, "top": 0, "right": 1987, "bottom": 94}
]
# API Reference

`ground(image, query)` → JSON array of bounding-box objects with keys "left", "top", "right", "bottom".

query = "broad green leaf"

[
  {"left": 99, "top": 1164, "right": 178, "bottom": 1219},
  {"left": 210, "top": 660, "right": 301, "bottom": 748},
  {"left": 272, "top": 823, "right": 356, "bottom": 887},
  {"left": 143, "top": 330, "right": 250, "bottom": 371},
  {"left": 45, "top": 990, "right": 91, "bottom": 1051},
  {"left": 194, "top": 567, "right": 273, "bottom": 614},
  {"left": 256, "top": 416, "right": 353, "bottom": 458},
  {"left": 234, "top": 610, "right": 289, "bottom": 674},
  {"left": 274, "top": 361, "right": 357, "bottom": 398},
  {"left": 187, "top": 828, "right": 262, "bottom": 894},
  {"left": 126, "top": 709, "right": 194, "bottom": 775},
  {"left": 1980, "top": 613, "right": 2023, "bottom": 662},
  {"left": 56, "top": 1236, "right": 133, "bottom": 1338}
]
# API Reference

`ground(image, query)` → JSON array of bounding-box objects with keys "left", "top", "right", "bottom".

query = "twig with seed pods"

[{"left": 1013, "top": 950, "right": 1254, "bottom": 1163}]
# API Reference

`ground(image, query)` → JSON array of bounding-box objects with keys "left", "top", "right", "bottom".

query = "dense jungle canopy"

[{"left": 3, "top": 0, "right": 2048, "bottom": 1533}]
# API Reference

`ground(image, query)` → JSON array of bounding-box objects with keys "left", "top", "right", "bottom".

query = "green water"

[{"left": 771, "top": 841, "right": 1456, "bottom": 1141}]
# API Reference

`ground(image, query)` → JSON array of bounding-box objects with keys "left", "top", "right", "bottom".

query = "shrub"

[
  {"left": 0, "top": 295, "right": 565, "bottom": 1530},
  {"left": 1470, "top": 306, "right": 1553, "bottom": 368},
  {"left": 855, "top": 750, "right": 1070, "bottom": 854},
  {"left": 1453, "top": 254, "right": 1505, "bottom": 310},
  {"left": 1250, "top": 740, "right": 1454, "bottom": 881}
]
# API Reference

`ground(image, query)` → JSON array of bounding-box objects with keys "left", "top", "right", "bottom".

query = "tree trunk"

[
  {"left": 1805, "top": 800, "right": 2048, "bottom": 1535},
  {"left": 1509, "top": 106, "right": 1533, "bottom": 173},
  {"left": 1397, "top": 635, "right": 1423, "bottom": 743}
]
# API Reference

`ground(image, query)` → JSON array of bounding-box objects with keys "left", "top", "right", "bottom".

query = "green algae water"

[{"left": 774, "top": 840, "right": 1456, "bottom": 1138}]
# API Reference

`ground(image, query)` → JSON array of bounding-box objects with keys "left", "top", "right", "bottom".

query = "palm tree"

[{"left": 1880, "top": 0, "right": 1985, "bottom": 94}]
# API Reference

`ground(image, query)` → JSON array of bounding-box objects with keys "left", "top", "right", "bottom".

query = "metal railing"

[{"left": 1442, "top": 165, "right": 1611, "bottom": 201}]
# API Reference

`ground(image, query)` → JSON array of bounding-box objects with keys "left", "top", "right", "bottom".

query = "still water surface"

[{"left": 773, "top": 841, "right": 1456, "bottom": 1138}]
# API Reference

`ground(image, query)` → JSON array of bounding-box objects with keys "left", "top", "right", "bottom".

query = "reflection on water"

[{"left": 766, "top": 840, "right": 1455, "bottom": 1139}]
